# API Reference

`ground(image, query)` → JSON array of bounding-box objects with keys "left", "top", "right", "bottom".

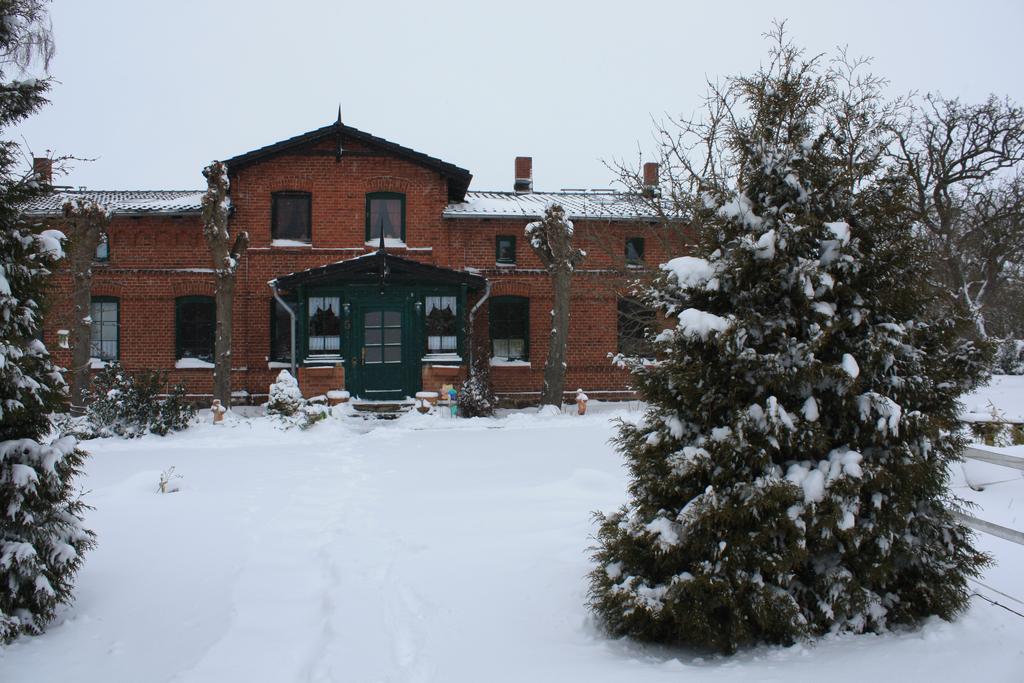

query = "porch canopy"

[{"left": 271, "top": 250, "right": 487, "bottom": 291}]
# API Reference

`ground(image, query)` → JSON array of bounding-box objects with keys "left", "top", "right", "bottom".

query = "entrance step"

[{"left": 350, "top": 399, "right": 415, "bottom": 420}]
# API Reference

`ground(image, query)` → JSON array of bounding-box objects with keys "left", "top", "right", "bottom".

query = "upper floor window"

[
  {"left": 425, "top": 296, "right": 458, "bottom": 355},
  {"left": 94, "top": 234, "right": 109, "bottom": 262},
  {"left": 490, "top": 296, "right": 529, "bottom": 361},
  {"left": 175, "top": 296, "right": 215, "bottom": 362},
  {"left": 90, "top": 296, "right": 118, "bottom": 360},
  {"left": 496, "top": 235, "right": 516, "bottom": 265},
  {"left": 625, "top": 237, "right": 645, "bottom": 266},
  {"left": 272, "top": 192, "right": 312, "bottom": 243},
  {"left": 366, "top": 192, "right": 405, "bottom": 243}
]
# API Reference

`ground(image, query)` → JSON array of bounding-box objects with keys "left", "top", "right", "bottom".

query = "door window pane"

[
  {"left": 308, "top": 296, "right": 341, "bottom": 353},
  {"left": 270, "top": 298, "right": 296, "bottom": 362},
  {"left": 425, "top": 296, "right": 458, "bottom": 354}
]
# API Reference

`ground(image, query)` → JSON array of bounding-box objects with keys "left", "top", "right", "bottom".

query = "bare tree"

[
  {"left": 890, "top": 94, "right": 1024, "bottom": 338},
  {"left": 200, "top": 161, "right": 248, "bottom": 407},
  {"left": 526, "top": 203, "right": 584, "bottom": 407},
  {"left": 62, "top": 197, "right": 109, "bottom": 413}
]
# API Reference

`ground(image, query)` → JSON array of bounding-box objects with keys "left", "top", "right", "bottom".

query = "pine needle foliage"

[
  {"left": 588, "top": 27, "right": 991, "bottom": 654},
  {"left": 0, "top": 0, "right": 95, "bottom": 643}
]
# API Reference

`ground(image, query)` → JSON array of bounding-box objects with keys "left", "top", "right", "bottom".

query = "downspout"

[
  {"left": 466, "top": 280, "right": 492, "bottom": 367},
  {"left": 269, "top": 279, "right": 297, "bottom": 381}
]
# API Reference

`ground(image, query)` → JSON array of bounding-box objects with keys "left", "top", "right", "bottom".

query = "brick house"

[{"left": 28, "top": 119, "right": 680, "bottom": 404}]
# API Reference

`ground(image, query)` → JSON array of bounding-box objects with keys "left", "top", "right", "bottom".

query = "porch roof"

[{"left": 271, "top": 250, "right": 487, "bottom": 291}]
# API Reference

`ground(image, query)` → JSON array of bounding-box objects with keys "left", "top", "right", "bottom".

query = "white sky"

[{"left": 15, "top": 0, "right": 1024, "bottom": 193}]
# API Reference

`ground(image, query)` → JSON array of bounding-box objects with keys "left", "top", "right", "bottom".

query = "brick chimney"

[
  {"left": 33, "top": 157, "right": 53, "bottom": 185},
  {"left": 514, "top": 156, "right": 533, "bottom": 193},
  {"left": 642, "top": 161, "right": 659, "bottom": 197}
]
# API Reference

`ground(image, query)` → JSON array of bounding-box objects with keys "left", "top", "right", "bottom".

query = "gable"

[{"left": 222, "top": 121, "right": 473, "bottom": 202}]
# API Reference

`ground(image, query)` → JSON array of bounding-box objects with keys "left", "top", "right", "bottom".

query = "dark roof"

[
  {"left": 21, "top": 189, "right": 205, "bottom": 216},
  {"left": 444, "top": 191, "right": 658, "bottom": 220},
  {"left": 223, "top": 121, "right": 473, "bottom": 202},
  {"left": 272, "top": 249, "right": 487, "bottom": 291}
]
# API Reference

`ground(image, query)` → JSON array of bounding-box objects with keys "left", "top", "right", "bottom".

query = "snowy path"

[{"left": 1, "top": 405, "right": 1022, "bottom": 682}]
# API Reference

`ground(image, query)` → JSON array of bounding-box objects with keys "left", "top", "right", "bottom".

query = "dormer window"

[
  {"left": 95, "top": 234, "right": 109, "bottom": 262},
  {"left": 366, "top": 192, "right": 405, "bottom": 243},
  {"left": 272, "top": 192, "right": 311, "bottom": 244},
  {"left": 625, "top": 237, "right": 645, "bottom": 266},
  {"left": 496, "top": 235, "right": 516, "bottom": 265}
]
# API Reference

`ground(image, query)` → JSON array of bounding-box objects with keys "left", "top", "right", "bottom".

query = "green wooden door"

[{"left": 358, "top": 306, "right": 407, "bottom": 400}]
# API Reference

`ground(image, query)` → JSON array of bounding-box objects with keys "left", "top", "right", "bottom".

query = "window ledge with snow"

[
  {"left": 89, "top": 358, "right": 113, "bottom": 370},
  {"left": 267, "top": 361, "right": 293, "bottom": 369},
  {"left": 175, "top": 358, "right": 215, "bottom": 369},
  {"left": 271, "top": 239, "right": 312, "bottom": 247},
  {"left": 422, "top": 353, "right": 462, "bottom": 363},
  {"left": 490, "top": 358, "right": 531, "bottom": 368},
  {"left": 364, "top": 238, "right": 406, "bottom": 249}
]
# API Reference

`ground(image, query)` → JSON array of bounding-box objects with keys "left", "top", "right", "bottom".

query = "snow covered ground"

[{"left": 1, "top": 391, "right": 1022, "bottom": 682}]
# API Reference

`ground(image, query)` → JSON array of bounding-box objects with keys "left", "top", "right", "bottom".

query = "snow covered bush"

[
  {"left": 266, "top": 370, "right": 304, "bottom": 416},
  {"left": 459, "top": 340, "right": 496, "bottom": 417},
  {"left": 1, "top": 1, "right": 95, "bottom": 642},
  {"left": 588, "top": 29, "right": 991, "bottom": 653},
  {"left": 85, "top": 364, "right": 195, "bottom": 438},
  {"left": 265, "top": 371, "right": 327, "bottom": 429}
]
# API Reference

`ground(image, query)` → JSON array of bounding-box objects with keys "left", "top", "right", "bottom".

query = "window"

[
  {"left": 95, "top": 234, "right": 109, "bottom": 262},
  {"left": 175, "top": 296, "right": 215, "bottom": 362},
  {"left": 618, "top": 298, "right": 656, "bottom": 358},
  {"left": 90, "top": 296, "right": 118, "bottom": 360},
  {"left": 272, "top": 192, "right": 312, "bottom": 242},
  {"left": 366, "top": 192, "right": 405, "bottom": 243},
  {"left": 490, "top": 296, "right": 529, "bottom": 361},
  {"left": 625, "top": 237, "right": 645, "bottom": 266},
  {"left": 270, "top": 297, "right": 296, "bottom": 362},
  {"left": 496, "top": 235, "right": 516, "bottom": 265},
  {"left": 307, "top": 296, "right": 341, "bottom": 355},
  {"left": 425, "top": 296, "right": 458, "bottom": 354}
]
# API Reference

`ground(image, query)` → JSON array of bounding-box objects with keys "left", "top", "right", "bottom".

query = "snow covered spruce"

[{"left": 588, "top": 32, "right": 991, "bottom": 653}]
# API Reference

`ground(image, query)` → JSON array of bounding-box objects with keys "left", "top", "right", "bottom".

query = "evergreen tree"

[
  {"left": 588, "top": 29, "right": 991, "bottom": 653},
  {"left": 0, "top": 0, "right": 95, "bottom": 643}
]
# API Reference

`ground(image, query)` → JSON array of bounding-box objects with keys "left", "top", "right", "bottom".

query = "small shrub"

[
  {"left": 85, "top": 364, "right": 195, "bottom": 438},
  {"left": 158, "top": 466, "right": 183, "bottom": 493},
  {"left": 266, "top": 370, "right": 304, "bottom": 417},
  {"left": 993, "top": 339, "right": 1024, "bottom": 375},
  {"left": 458, "top": 340, "right": 497, "bottom": 418},
  {"left": 265, "top": 371, "right": 328, "bottom": 429}
]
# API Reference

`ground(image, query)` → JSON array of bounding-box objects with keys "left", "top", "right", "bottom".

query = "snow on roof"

[
  {"left": 444, "top": 191, "right": 658, "bottom": 221},
  {"left": 22, "top": 189, "right": 660, "bottom": 221},
  {"left": 21, "top": 189, "right": 205, "bottom": 216}
]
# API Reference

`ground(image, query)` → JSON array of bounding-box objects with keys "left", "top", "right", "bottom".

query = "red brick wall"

[{"left": 42, "top": 133, "right": 692, "bottom": 405}]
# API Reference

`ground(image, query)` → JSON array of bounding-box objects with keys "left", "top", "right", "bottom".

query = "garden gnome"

[
  {"left": 575, "top": 388, "right": 589, "bottom": 416},
  {"left": 211, "top": 398, "right": 227, "bottom": 424}
]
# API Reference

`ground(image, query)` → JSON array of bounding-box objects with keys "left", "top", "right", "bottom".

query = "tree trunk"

[
  {"left": 201, "top": 161, "right": 248, "bottom": 408},
  {"left": 62, "top": 201, "right": 108, "bottom": 414},
  {"left": 541, "top": 267, "right": 572, "bottom": 407},
  {"left": 213, "top": 274, "right": 235, "bottom": 406}
]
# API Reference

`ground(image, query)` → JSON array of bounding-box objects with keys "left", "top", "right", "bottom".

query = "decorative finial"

[{"left": 337, "top": 104, "right": 342, "bottom": 125}]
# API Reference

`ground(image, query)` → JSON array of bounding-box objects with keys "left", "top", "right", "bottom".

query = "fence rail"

[
  {"left": 958, "top": 445, "right": 1024, "bottom": 546},
  {"left": 964, "top": 446, "right": 1024, "bottom": 472}
]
